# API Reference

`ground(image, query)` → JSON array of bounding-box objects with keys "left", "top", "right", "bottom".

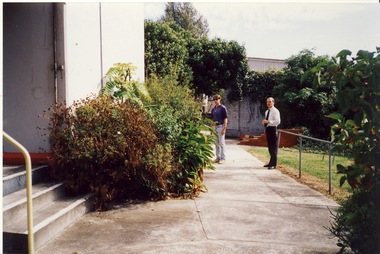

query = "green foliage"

[
  {"left": 100, "top": 63, "right": 151, "bottom": 107},
  {"left": 43, "top": 95, "right": 172, "bottom": 210},
  {"left": 172, "top": 118, "right": 216, "bottom": 194},
  {"left": 305, "top": 47, "right": 380, "bottom": 253},
  {"left": 189, "top": 37, "right": 249, "bottom": 99},
  {"left": 144, "top": 20, "right": 193, "bottom": 87},
  {"left": 144, "top": 20, "right": 249, "bottom": 99},
  {"left": 144, "top": 75, "right": 215, "bottom": 195},
  {"left": 305, "top": 48, "right": 380, "bottom": 190},
  {"left": 42, "top": 65, "right": 217, "bottom": 209},
  {"left": 160, "top": 2, "right": 209, "bottom": 39},
  {"left": 275, "top": 49, "right": 338, "bottom": 138},
  {"left": 328, "top": 182, "right": 380, "bottom": 254},
  {"left": 144, "top": 75, "right": 203, "bottom": 143},
  {"left": 243, "top": 68, "right": 284, "bottom": 117}
]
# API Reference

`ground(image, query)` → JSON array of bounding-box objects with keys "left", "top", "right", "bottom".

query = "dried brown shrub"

[{"left": 43, "top": 94, "right": 172, "bottom": 210}]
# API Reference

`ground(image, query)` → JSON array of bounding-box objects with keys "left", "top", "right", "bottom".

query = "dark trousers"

[{"left": 266, "top": 126, "right": 278, "bottom": 166}]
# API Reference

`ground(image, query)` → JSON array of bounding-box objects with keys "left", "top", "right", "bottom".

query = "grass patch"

[{"left": 247, "top": 148, "right": 353, "bottom": 204}]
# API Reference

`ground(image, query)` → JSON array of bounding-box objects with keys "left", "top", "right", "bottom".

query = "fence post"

[
  {"left": 299, "top": 137, "right": 302, "bottom": 178},
  {"left": 275, "top": 130, "right": 334, "bottom": 195},
  {"left": 277, "top": 131, "right": 281, "bottom": 149},
  {"left": 329, "top": 143, "right": 332, "bottom": 195}
]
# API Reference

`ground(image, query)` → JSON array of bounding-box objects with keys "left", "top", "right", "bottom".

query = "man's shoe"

[
  {"left": 268, "top": 166, "right": 276, "bottom": 169},
  {"left": 263, "top": 164, "right": 270, "bottom": 167},
  {"left": 213, "top": 159, "right": 220, "bottom": 163},
  {"left": 219, "top": 160, "right": 225, "bottom": 164}
]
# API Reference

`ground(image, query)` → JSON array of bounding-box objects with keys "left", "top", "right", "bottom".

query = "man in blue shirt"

[{"left": 211, "top": 94, "right": 228, "bottom": 164}]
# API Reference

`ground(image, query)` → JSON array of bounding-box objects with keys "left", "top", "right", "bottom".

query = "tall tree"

[
  {"left": 273, "top": 49, "right": 338, "bottom": 138},
  {"left": 188, "top": 37, "right": 249, "bottom": 99},
  {"left": 160, "top": 2, "right": 209, "bottom": 39},
  {"left": 144, "top": 20, "right": 193, "bottom": 87}
]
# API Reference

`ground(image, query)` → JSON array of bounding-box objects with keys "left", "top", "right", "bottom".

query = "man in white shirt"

[{"left": 262, "top": 97, "right": 281, "bottom": 169}]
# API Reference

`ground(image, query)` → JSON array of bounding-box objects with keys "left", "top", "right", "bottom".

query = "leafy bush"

[
  {"left": 144, "top": 75, "right": 216, "bottom": 195},
  {"left": 305, "top": 47, "right": 380, "bottom": 253},
  {"left": 243, "top": 68, "right": 284, "bottom": 119},
  {"left": 43, "top": 94, "right": 172, "bottom": 210},
  {"left": 328, "top": 182, "right": 380, "bottom": 254},
  {"left": 42, "top": 66, "right": 218, "bottom": 209},
  {"left": 172, "top": 118, "right": 216, "bottom": 195},
  {"left": 100, "top": 62, "right": 151, "bottom": 107},
  {"left": 275, "top": 49, "right": 338, "bottom": 138},
  {"left": 305, "top": 48, "right": 380, "bottom": 190},
  {"left": 144, "top": 75, "right": 203, "bottom": 143}
]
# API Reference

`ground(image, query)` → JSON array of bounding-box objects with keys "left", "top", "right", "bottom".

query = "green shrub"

[
  {"left": 100, "top": 62, "right": 151, "bottom": 107},
  {"left": 305, "top": 48, "right": 380, "bottom": 253},
  {"left": 144, "top": 75, "right": 216, "bottom": 195},
  {"left": 44, "top": 94, "right": 172, "bottom": 210},
  {"left": 328, "top": 178, "right": 380, "bottom": 254},
  {"left": 42, "top": 65, "right": 216, "bottom": 209},
  {"left": 144, "top": 75, "right": 202, "bottom": 144},
  {"left": 145, "top": 75, "right": 202, "bottom": 121},
  {"left": 171, "top": 117, "right": 216, "bottom": 195}
]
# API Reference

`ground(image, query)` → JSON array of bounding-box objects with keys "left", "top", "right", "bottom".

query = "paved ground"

[{"left": 36, "top": 139, "right": 341, "bottom": 254}]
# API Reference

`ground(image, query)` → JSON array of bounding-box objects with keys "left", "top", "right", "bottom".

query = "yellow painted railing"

[{"left": 3, "top": 132, "right": 34, "bottom": 254}]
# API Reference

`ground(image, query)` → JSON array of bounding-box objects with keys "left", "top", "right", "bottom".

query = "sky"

[{"left": 144, "top": 1, "right": 380, "bottom": 60}]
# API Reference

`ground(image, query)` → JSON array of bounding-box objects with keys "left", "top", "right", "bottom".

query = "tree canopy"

[
  {"left": 241, "top": 49, "right": 339, "bottom": 139},
  {"left": 160, "top": 2, "right": 209, "bottom": 39},
  {"left": 273, "top": 49, "right": 339, "bottom": 138},
  {"left": 144, "top": 19, "right": 248, "bottom": 99},
  {"left": 145, "top": 3, "right": 342, "bottom": 139},
  {"left": 189, "top": 37, "right": 249, "bottom": 99},
  {"left": 145, "top": 20, "right": 193, "bottom": 87}
]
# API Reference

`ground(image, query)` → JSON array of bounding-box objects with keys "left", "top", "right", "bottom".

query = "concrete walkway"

[{"left": 36, "top": 139, "right": 340, "bottom": 254}]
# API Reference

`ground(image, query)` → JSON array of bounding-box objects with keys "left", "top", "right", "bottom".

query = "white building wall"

[
  {"left": 64, "top": 2, "right": 144, "bottom": 106},
  {"left": 64, "top": 3, "right": 102, "bottom": 105},
  {"left": 100, "top": 3, "right": 145, "bottom": 83},
  {"left": 3, "top": 3, "right": 144, "bottom": 153}
]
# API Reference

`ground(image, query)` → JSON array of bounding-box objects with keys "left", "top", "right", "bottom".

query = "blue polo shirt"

[{"left": 211, "top": 104, "right": 228, "bottom": 125}]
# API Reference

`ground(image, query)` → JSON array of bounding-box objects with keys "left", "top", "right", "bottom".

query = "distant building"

[{"left": 247, "top": 57, "right": 286, "bottom": 72}]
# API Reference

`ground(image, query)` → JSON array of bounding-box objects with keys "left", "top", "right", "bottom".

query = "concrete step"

[
  {"left": 3, "top": 182, "right": 65, "bottom": 228},
  {"left": 4, "top": 192, "right": 93, "bottom": 253},
  {"left": 3, "top": 165, "right": 93, "bottom": 253},
  {"left": 3, "top": 165, "right": 49, "bottom": 196}
]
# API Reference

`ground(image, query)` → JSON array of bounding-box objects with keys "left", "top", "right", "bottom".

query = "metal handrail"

[
  {"left": 3, "top": 132, "right": 34, "bottom": 254},
  {"left": 277, "top": 130, "right": 334, "bottom": 195}
]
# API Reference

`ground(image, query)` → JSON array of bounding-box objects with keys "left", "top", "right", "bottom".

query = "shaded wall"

[
  {"left": 3, "top": 2, "right": 144, "bottom": 153},
  {"left": 3, "top": 3, "right": 63, "bottom": 153}
]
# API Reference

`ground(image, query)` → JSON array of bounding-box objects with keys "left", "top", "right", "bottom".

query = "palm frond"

[
  {"left": 100, "top": 81, "right": 120, "bottom": 96},
  {"left": 101, "top": 62, "right": 150, "bottom": 107},
  {"left": 131, "top": 81, "right": 152, "bottom": 102}
]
